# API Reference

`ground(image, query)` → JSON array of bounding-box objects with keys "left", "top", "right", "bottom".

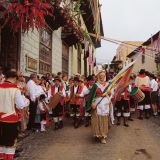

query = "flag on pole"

[
  {"left": 102, "top": 61, "right": 135, "bottom": 96},
  {"left": 113, "top": 65, "right": 134, "bottom": 102}
]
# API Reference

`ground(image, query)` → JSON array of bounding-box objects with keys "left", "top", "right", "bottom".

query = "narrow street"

[{"left": 17, "top": 117, "right": 160, "bottom": 160}]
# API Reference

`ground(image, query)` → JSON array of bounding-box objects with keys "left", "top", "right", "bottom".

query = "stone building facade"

[
  {"left": 115, "top": 41, "right": 143, "bottom": 67},
  {"left": 127, "top": 31, "right": 160, "bottom": 74}
]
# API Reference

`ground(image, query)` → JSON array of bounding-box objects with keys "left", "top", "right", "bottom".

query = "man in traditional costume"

[
  {"left": 129, "top": 76, "right": 136, "bottom": 121},
  {"left": 84, "top": 75, "right": 95, "bottom": 127},
  {"left": 0, "top": 69, "right": 28, "bottom": 160},
  {"left": 26, "top": 74, "right": 38, "bottom": 130},
  {"left": 135, "top": 69, "right": 151, "bottom": 119},
  {"left": 115, "top": 86, "right": 131, "bottom": 127},
  {"left": 69, "top": 77, "right": 88, "bottom": 128},
  {"left": 48, "top": 76, "right": 66, "bottom": 130},
  {"left": 150, "top": 74, "right": 158, "bottom": 116},
  {"left": 62, "top": 74, "right": 70, "bottom": 117},
  {"left": 38, "top": 94, "right": 49, "bottom": 132},
  {"left": 86, "top": 70, "right": 113, "bottom": 144}
]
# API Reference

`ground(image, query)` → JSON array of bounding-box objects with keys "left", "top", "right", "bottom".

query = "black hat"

[
  {"left": 139, "top": 69, "right": 145, "bottom": 74},
  {"left": 87, "top": 75, "right": 93, "bottom": 81},
  {"left": 4, "top": 68, "right": 17, "bottom": 79},
  {"left": 74, "top": 77, "right": 80, "bottom": 82},
  {"left": 54, "top": 76, "right": 61, "bottom": 82}
]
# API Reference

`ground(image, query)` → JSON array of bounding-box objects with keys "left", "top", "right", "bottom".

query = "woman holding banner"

[{"left": 86, "top": 70, "right": 113, "bottom": 144}]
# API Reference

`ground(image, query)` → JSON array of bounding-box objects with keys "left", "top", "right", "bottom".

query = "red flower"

[{"left": 0, "top": 0, "right": 53, "bottom": 32}]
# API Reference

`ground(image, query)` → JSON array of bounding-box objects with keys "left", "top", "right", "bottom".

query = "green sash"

[{"left": 86, "top": 84, "right": 98, "bottom": 111}]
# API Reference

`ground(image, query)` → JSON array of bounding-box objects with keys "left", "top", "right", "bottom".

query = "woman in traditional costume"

[{"left": 86, "top": 70, "right": 112, "bottom": 144}]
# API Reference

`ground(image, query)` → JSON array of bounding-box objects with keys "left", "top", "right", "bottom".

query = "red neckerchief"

[
  {"left": 138, "top": 74, "right": 146, "bottom": 78},
  {"left": 0, "top": 81, "right": 17, "bottom": 88},
  {"left": 96, "top": 82, "right": 107, "bottom": 97}
]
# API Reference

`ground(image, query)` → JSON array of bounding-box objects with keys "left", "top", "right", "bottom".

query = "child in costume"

[{"left": 38, "top": 94, "right": 49, "bottom": 132}]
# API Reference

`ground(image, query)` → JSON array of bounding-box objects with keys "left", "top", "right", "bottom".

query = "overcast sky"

[{"left": 96, "top": 0, "right": 160, "bottom": 64}]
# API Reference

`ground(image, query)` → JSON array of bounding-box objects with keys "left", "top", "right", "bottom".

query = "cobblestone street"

[{"left": 17, "top": 117, "right": 160, "bottom": 160}]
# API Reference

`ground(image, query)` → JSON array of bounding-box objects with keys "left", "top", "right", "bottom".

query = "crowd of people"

[{"left": 0, "top": 66, "right": 160, "bottom": 160}]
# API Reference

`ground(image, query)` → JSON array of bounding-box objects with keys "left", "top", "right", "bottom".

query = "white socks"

[{"left": 41, "top": 121, "right": 46, "bottom": 132}]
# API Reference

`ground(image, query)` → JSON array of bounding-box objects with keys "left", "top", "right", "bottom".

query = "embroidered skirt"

[{"left": 91, "top": 110, "right": 108, "bottom": 138}]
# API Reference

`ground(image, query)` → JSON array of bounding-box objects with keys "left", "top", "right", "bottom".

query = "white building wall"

[
  {"left": 20, "top": 27, "right": 95, "bottom": 77},
  {"left": 52, "top": 28, "right": 62, "bottom": 74},
  {"left": 130, "top": 43, "right": 157, "bottom": 74},
  {"left": 20, "top": 30, "right": 40, "bottom": 77},
  {"left": 21, "top": 28, "right": 63, "bottom": 76}
]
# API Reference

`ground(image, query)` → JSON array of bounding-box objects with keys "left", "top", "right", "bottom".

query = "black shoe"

[
  {"left": 15, "top": 148, "right": 23, "bottom": 153},
  {"left": 74, "top": 118, "right": 80, "bottom": 129},
  {"left": 85, "top": 122, "right": 89, "bottom": 127},
  {"left": 138, "top": 117, "right": 143, "bottom": 120},
  {"left": 129, "top": 118, "right": 134, "bottom": 121},
  {"left": 145, "top": 116, "right": 149, "bottom": 119},
  {"left": 14, "top": 152, "right": 20, "bottom": 158},
  {"left": 117, "top": 122, "right": 120, "bottom": 126},
  {"left": 74, "top": 120, "right": 79, "bottom": 129},
  {"left": 54, "top": 123, "right": 59, "bottom": 130},
  {"left": 59, "top": 121, "right": 63, "bottom": 129},
  {"left": 124, "top": 124, "right": 129, "bottom": 127},
  {"left": 94, "top": 137, "right": 100, "bottom": 143},
  {"left": 85, "top": 117, "right": 90, "bottom": 127}
]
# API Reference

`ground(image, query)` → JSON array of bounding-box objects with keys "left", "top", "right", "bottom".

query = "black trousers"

[
  {"left": 138, "top": 91, "right": 151, "bottom": 106},
  {"left": 115, "top": 99, "right": 130, "bottom": 115},
  {"left": 70, "top": 104, "right": 80, "bottom": 116},
  {"left": 0, "top": 122, "right": 18, "bottom": 146},
  {"left": 40, "top": 113, "right": 46, "bottom": 121},
  {"left": 52, "top": 103, "right": 63, "bottom": 117},
  {"left": 27, "top": 100, "right": 37, "bottom": 130}
]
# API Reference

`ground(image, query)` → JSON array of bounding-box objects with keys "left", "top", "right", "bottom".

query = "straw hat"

[{"left": 96, "top": 69, "right": 106, "bottom": 76}]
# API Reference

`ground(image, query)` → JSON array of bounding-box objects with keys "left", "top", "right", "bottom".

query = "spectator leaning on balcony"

[{"left": 0, "top": 69, "right": 28, "bottom": 160}]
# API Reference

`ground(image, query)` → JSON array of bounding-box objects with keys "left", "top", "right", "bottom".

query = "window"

[
  {"left": 39, "top": 29, "right": 52, "bottom": 74},
  {"left": 62, "top": 42, "right": 69, "bottom": 74}
]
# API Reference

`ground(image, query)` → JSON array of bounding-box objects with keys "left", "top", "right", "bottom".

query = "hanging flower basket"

[{"left": 0, "top": 0, "right": 53, "bottom": 32}]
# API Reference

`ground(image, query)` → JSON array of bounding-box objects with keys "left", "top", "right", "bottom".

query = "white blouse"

[{"left": 95, "top": 82, "right": 111, "bottom": 116}]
